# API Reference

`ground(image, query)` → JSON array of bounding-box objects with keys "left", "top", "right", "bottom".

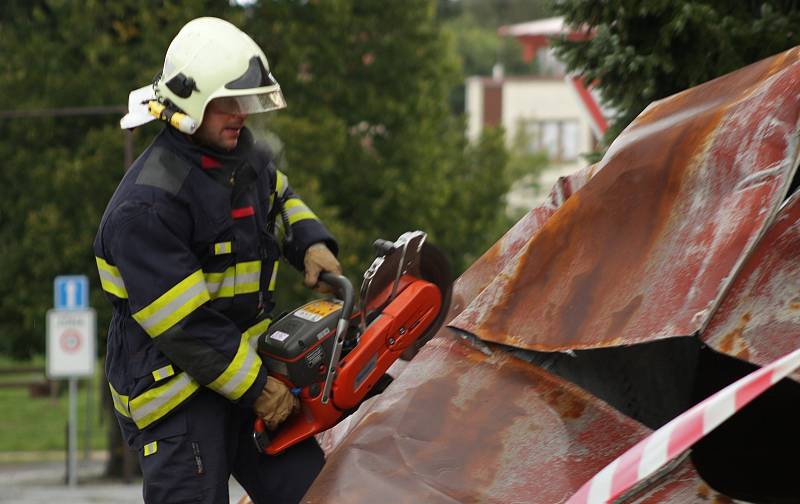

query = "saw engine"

[{"left": 253, "top": 231, "right": 452, "bottom": 455}]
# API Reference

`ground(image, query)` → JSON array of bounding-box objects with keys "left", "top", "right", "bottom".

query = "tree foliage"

[
  {"left": 0, "top": 0, "right": 235, "bottom": 358},
  {"left": 552, "top": 1, "right": 800, "bottom": 145},
  {"left": 437, "top": 0, "right": 553, "bottom": 112},
  {"left": 0, "top": 0, "right": 512, "bottom": 358},
  {"left": 243, "top": 0, "right": 515, "bottom": 306}
]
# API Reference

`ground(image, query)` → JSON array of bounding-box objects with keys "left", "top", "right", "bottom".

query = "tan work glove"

[
  {"left": 303, "top": 242, "right": 342, "bottom": 293},
  {"left": 253, "top": 377, "right": 299, "bottom": 430}
]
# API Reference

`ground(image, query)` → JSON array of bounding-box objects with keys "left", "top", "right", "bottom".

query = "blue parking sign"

[{"left": 54, "top": 275, "right": 89, "bottom": 310}]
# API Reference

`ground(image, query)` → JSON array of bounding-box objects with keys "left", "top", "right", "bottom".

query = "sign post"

[{"left": 46, "top": 275, "right": 95, "bottom": 487}]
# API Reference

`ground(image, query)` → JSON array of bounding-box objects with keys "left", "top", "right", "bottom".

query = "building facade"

[{"left": 465, "top": 17, "right": 607, "bottom": 212}]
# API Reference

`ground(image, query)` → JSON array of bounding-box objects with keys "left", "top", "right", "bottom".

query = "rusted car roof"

[
  {"left": 306, "top": 333, "right": 645, "bottom": 503},
  {"left": 448, "top": 163, "right": 599, "bottom": 321},
  {"left": 299, "top": 49, "right": 800, "bottom": 503},
  {"left": 304, "top": 332, "right": 735, "bottom": 503},
  {"left": 450, "top": 48, "right": 800, "bottom": 352}
]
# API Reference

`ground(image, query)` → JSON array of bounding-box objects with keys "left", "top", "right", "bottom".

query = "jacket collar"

[{"left": 161, "top": 125, "right": 256, "bottom": 186}]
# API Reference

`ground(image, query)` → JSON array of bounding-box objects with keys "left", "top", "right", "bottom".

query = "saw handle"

[
  {"left": 318, "top": 272, "right": 355, "bottom": 405},
  {"left": 319, "top": 272, "right": 354, "bottom": 317},
  {"left": 253, "top": 417, "right": 269, "bottom": 452}
]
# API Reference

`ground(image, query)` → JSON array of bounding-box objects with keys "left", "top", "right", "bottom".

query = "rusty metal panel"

[
  {"left": 451, "top": 47, "right": 800, "bottom": 352},
  {"left": 702, "top": 190, "right": 800, "bottom": 371},
  {"left": 304, "top": 333, "right": 653, "bottom": 503},
  {"left": 449, "top": 164, "right": 598, "bottom": 322},
  {"left": 448, "top": 206, "right": 554, "bottom": 321},
  {"left": 545, "top": 163, "right": 601, "bottom": 209}
]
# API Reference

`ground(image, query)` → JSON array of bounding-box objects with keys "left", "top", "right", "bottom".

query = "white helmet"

[{"left": 121, "top": 17, "right": 286, "bottom": 133}]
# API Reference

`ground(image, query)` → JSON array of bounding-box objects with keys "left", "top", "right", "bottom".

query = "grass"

[{"left": 0, "top": 358, "right": 107, "bottom": 453}]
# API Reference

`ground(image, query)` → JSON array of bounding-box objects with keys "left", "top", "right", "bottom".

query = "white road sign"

[{"left": 46, "top": 309, "right": 96, "bottom": 378}]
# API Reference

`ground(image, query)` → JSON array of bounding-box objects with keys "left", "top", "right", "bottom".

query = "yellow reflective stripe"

[
  {"left": 284, "top": 198, "right": 318, "bottom": 225},
  {"left": 243, "top": 318, "right": 271, "bottom": 349},
  {"left": 208, "top": 334, "right": 263, "bottom": 400},
  {"left": 276, "top": 170, "right": 288, "bottom": 198},
  {"left": 109, "top": 382, "right": 131, "bottom": 418},
  {"left": 96, "top": 256, "right": 128, "bottom": 298},
  {"left": 144, "top": 441, "right": 158, "bottom": 457},
  {"left": 132, "top": 270, "right": 210, "bottom": 337},
  {"left": 214, "top": 241, "right": 232, "bottom": 255},
  {"left": 234, "top": 261, "right": 260, "bottom": 294},
  {"left": 268, "top": 261, "right": 279, "bottom": 291},
  {"left": 205, "top": 268, "right": 235, "bottom": 299},
  {"left": 129, "top": 372, "right": 199, "bottom": 429},
  {"left": 204, "top": 262, "right": 261, "bottom": 299},
  {"left": 151, "top": 364, "right": 175, "bottom": 382}
]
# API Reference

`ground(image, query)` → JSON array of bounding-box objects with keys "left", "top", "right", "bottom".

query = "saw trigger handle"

[{"left": 253, "top": 417, "right": 269, "bottom": 453}]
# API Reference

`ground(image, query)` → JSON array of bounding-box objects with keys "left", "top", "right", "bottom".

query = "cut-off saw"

[{"left": 253, "top": 230, "right": 452, "bottom": 455}]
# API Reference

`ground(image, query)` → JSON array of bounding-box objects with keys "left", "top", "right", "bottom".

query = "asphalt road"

[{"left": 0, "top": 454, "right": 248, "bottom": 503}]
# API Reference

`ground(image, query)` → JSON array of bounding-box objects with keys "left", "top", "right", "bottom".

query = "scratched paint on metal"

[
  {"left": 702, "top": 190, "right": 800, "bottom": 377},
  {"left": 451, "top": 47, "right": 800, "bottom": 352},
  {"left": 303, "top": 332, "right": 653, "bottom": 504}
]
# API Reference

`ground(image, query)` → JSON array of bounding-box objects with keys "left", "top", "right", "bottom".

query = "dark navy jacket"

[{"left": 94, "top": 126, "right": 336, "bottom": 438}]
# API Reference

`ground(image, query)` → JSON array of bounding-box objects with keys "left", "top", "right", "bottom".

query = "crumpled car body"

[{"left": 301, "top": 47, "right": 800, "bottom": 503}]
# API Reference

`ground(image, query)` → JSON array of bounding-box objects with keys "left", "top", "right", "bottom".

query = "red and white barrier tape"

[{"left": 567, "top": 346, "right": 800, "bottom": 504}]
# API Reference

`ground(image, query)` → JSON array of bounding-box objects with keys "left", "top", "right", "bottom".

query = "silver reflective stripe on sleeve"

[
  {"left": 205, "top": 268, "right": 236, "bottom": 299},
  {"left": 208, "top": 334, "right": 262, "bottom": 400},
  {"left": 234, "top": 261, "right": 260, "bottom": 294},
  {"left": 283, "top": 198, "right": 318, "bottom": 225},
  {"left": 96, "top": 256, "right": 128, "bottom": 298},
  {"left": 276, "top": 170, "right": 289, "bottom": 198},
  {"left": 133, "top": 270, "right": 210, "bottom": 337},
  {"left": 109, "top": 382, "right": 131, "bottom": 418},
  {"left": 129, "top": 372, "right": 199, "bottom": 429}
]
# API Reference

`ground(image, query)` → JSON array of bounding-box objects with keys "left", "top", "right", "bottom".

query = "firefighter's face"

[{"left": 193, "top": 99, "right": 248, "bottom": 151}]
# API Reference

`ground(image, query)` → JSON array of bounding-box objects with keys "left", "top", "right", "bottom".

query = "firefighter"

[{"left": 94, "top": 17, "right": 341, "bottom": 503}]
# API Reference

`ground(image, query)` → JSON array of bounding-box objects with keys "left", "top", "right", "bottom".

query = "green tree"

[
  {"left": 552, "top": 1, "right": 800, "bottom": 146},
  {"left": 0, "top": 0, "right": 520, "bottom": 382},
  {"left": 0, "top": 0, "right": 239, "bottom": 477},
  {"left": 245, "top": 0, "right": 512, "bottom": 294},
  {"left": 1, "top": 0, "right": 512, "bottom": 352},
  {"left": 0, "top": 0, "right": 237, "bottom": 359},
  {"left": 437, "top": 0, "right": 554, "bottom": 112},
  {"left": 0, "top": 0, "right": 513, "bottom": 478}
]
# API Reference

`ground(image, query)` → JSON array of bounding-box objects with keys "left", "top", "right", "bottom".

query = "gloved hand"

[
  {"left": 253, "top": 377, "right": 299, "bottom": 430},
  {"left": 303, "top": 242, "right": 342, "bottom": 293}
]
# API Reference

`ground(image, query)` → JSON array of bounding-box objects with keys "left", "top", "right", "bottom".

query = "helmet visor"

[{"left": 211, "top": 89, "right": 287, "bottom": 115}]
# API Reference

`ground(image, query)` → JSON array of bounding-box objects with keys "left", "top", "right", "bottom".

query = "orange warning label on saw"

[{"left": 294, "top": 300, "right": 342, "bottom": 322}]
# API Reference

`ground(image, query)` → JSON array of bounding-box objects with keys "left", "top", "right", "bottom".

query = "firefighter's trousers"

[{"left": 134, "top": 387, "right": 325, "bottom": 503}]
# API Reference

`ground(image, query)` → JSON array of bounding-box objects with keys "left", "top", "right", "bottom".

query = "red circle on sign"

[{"left": 60, "top": 329, "right": 82, "bottom": 353}]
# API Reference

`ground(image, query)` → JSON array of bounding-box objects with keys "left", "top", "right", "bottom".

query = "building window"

[{"left": 523, "top": 119, "right": 580, "bottom": 162}]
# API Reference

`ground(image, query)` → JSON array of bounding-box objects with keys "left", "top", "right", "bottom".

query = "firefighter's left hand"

[
  {"left": 255, "top": 377, "right": 299, "bottom": 430},
  {"left": 303, "top": 243, "right": 341, "bottom": 293}
]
